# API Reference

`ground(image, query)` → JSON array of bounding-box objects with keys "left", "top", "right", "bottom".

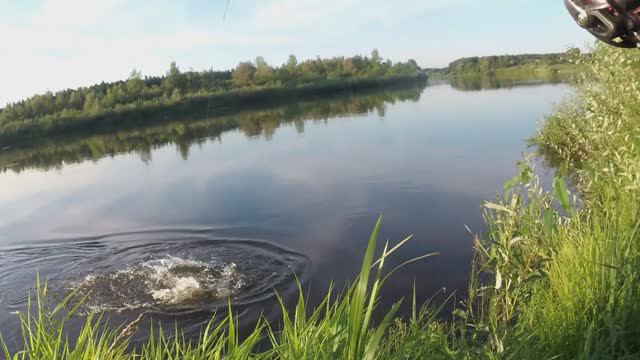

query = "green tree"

[
  {"left": 232, "top": 62, "right": 256, "bottom": 86},
  {"left": 30, "top": 96, "right": 47, "bottom": 116},
  {"left": 371, "top": 49, "right": 381, "bottom": 65},
  {"left": 565, "top": 47, "right": 582, "bottom": 62},
  {"left": 368, "top": 49, "right": 383, "bottom": 76},
  {"left": 255, "top": 57, "right": 274, "bottom": 84},
  {"left": 171, "top": 88, "right": 182, "bottom": 101},
  {"left": 286, "top": 55, "right": 298, "bottom": 73},
  {"left": 68, "top": 91, "right": 85, "bottom": 110},
  {"left": 54, "top": 92, "right": 67, "bottom": 111},
  {"left": 0, "top": 49, "right": 436, "bottom": 140},
  {"left": 127, "top": 69, "right": 145, "bottom": 96},
  {"left": 300, "top": 58, "right": 325, "bottom": 79},
  {"left": 163, "top": 61, "right": 185, "bottom": 93},
  {"left": 83, "top": 92, "right": 101, "bottom": 113},
  {"left": 343, "top": 56, "right": 364, "bottom": 75}
]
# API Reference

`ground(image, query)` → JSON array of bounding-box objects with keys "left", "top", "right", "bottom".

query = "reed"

[{"left": 2, "top": 218, "right": 443, "bottom": 359}]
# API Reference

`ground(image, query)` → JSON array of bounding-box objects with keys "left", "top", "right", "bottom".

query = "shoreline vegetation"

[
  {"left": 0, "top": 50, "right": 425, "bottom": 145},
  {"left": 0, "top": 85, "right": 425, "bottom": 173},
  {"left": 427, "top": 51, "right": 585, "bottom": 90},
  {"left": 4, "top": 45, "right": 640, "bottom": 359}
]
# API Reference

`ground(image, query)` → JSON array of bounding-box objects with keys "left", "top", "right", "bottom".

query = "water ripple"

[{"left": 0, "top": 228, "right": 310, "bottom": 317}]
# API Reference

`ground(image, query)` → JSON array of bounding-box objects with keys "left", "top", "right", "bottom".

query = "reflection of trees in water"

[
  {"left": 0, "top": 86, "right": 424, "bottom": 173},
  {"left": 449, "top": 72, "right": 568, "bottom": 91}
]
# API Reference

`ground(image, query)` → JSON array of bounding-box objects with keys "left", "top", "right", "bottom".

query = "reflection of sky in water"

[{"left": 0, "top": 83, "right": 570, "bottom": 308}]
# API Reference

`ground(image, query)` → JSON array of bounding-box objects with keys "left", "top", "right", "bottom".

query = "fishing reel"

[{"left": 565, "top": 0, "right": 640, "bottom": 47}]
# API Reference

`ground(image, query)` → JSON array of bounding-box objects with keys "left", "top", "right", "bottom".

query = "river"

[{"left": 0, "top": 80, "right": 570, "bottom": 348}]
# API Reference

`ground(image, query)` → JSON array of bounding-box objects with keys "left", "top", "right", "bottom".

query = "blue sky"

[{"left": 0, "top": 0, "right": 591, "bottom": 106}]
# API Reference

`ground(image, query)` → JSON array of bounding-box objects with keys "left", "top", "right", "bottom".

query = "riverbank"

[
  {"left": 427, "top": 52, "right": 583, "bottom": 78},
  {"left": 481, "top": 43, "right": 640, "bottom": 358},
  {"left": 427, "top": 53, "right": 584, "bottom": 93},
  {"left": 3, "top": 45, "right": 639, "bottom": 359},
  {"left": 429, "top": 63, "right": 582, "bottom": 93},
  {"left": 0, "top": 84, "right": 425, "bottom": 173},
  {"left": 0, "top": 74, "right": 426, "bottom": 145}
]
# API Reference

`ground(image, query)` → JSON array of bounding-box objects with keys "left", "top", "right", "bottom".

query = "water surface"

[{"left": 0, "top": 81, "right": 569, "bottom": 347}]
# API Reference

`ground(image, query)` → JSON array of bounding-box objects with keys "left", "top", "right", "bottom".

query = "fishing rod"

[{"left": 565, "top": 0, "right": 640, "bottom": 47}]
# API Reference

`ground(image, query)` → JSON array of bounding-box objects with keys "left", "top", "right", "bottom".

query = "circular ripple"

[
  {"left": 59, "top": 238, "right": 309, "bottom": 314},
  {"left": 0, "top": 229, "right": 310, "bottom": 317}
]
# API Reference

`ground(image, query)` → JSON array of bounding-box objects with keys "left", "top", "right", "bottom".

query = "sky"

[{"left": 0, "top": 0, "right": 592, "bottom": 106}]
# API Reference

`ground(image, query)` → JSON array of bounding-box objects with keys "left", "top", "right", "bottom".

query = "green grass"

[
  {"left": 2, "top": 219, "right": 444, "bottom": 359},
  {"left": 3, "top": 44, "right": 640, "bottom": 359}
]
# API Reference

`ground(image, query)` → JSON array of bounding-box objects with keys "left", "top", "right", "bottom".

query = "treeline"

[
  {"left": 427, "top": 49, "right": 581, "bottom": 76},
  {"left": 0, "top": 50, "right": 423, "bottom": 142},
  {"left": 0, "top": 75, "right": 426, "bottom": 145}
]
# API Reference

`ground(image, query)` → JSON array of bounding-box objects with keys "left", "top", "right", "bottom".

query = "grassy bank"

[
  {"left": 451, "top": 62, "right": 582, "bottom": 79},
  {"left": 507, "top": 44, "right": 640, "bottom": 358},
  {"left": 426, "top": 52, "right": 584, "bottom": 81},
  {"left": 447, "top": 63, "right": 583, "bottom": 91},
  {"left": 493, "top": 62, "right": 579, "bottom": 78},
  {"left": 427, "top": 52, "right": 584, "bottom": 92},
  {"left": 464, "top": 44, "right": 640, "bottom": 358},
  {"left": 3, "top": 44, "right": 640, "bottom": 359}
]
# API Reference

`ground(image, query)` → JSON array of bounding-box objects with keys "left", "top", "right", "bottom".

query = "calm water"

[{"left": 0, "top": 81, "right": 569, "bottom": 347}]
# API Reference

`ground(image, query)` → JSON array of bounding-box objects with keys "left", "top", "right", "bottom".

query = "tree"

[
  {"left": 30, "top": 96, "right": 47, "bottom": 116},
  {"left": 171, "top": 88, "right": 182, "bottom": 101},
  {"left": 391, "top": 59, "right": 420, "bottom": 75},
  {"left": 127, "top": 69, "right": 145, "bottom": 96},
  {"left": 383, "top": 59, "right": 392, "bottom": 73},
  {"left": 286, "top": 55, "right": 298, "bottom": 73},
  {"left": 300, "top": 58, "right": 325, "bottom": 79},
  {"left": 232, "top": 62, "right": 256, "bottom": 86},
  {"left": 255, "top": 56, "right": 274, "bottom": 84},
  {"left": 163, "top": 61, "right": 185, "bottom": 92},
  {"left": 168, "top": 62, "right": 179, "bottom": 78},
  {"left": 68, "top": 91, "right": 85, "bottom": 110},
  {"left": 275, "top": 67, "right": 293, "bottom": 84},
  {"left": 371, "top": 49, "right": 381, "bottom": 65},
  {"left": 368, "top": 49, "right": 383, "bottom": 75},
  {"left": 343, "top": 56, "right": 364, "bottom": 75},
  {"left": 54, "top": 92, "right": 68, "bottom": 111},
  {"left": 83, "top": 93, "right": 101, "bottom": 113},
  {"left": 565, "top": 47, "right": 581, "bottom": 62},
  {"left": 0, "top": 49, "right": 439, "bottom": 137},
  {"left": 130, "top": 68, "right": 142, "bottom": 79},
  {"left": 322, "top": 57, "right": 344, "bottom": 78}
]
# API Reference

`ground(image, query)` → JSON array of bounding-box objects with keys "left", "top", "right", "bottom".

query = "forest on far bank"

[
  {"left": 426, "top": 49, "right": 583, "bottom": 77},
  {"left": 0, "top": 50, "right": 422, "bottom": 132}
]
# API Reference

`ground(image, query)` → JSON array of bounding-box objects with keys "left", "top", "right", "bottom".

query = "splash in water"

[{"left": 68, "top": 256, "right": 244, "bottom": 313}]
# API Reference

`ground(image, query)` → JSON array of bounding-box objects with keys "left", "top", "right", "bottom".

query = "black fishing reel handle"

[
  {"left": 565, "top": 0, "right": 640, "bottom": 47},
  {"left": 607, "top": 0, "right": 640, "bottom": 33},
  {"left": 609, "top": 0, "right": 640, "bottom": 11}
]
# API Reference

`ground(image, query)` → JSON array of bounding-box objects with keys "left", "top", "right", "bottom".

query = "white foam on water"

[
  {"left": 150, "top": 276, "right": 202, "bottom": 304},
  {"left": 68, "top": 256, "right": 245, "bottom": 312},
  {"left": 217, "top": 263, "right": 245, "bottom": 297}
]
